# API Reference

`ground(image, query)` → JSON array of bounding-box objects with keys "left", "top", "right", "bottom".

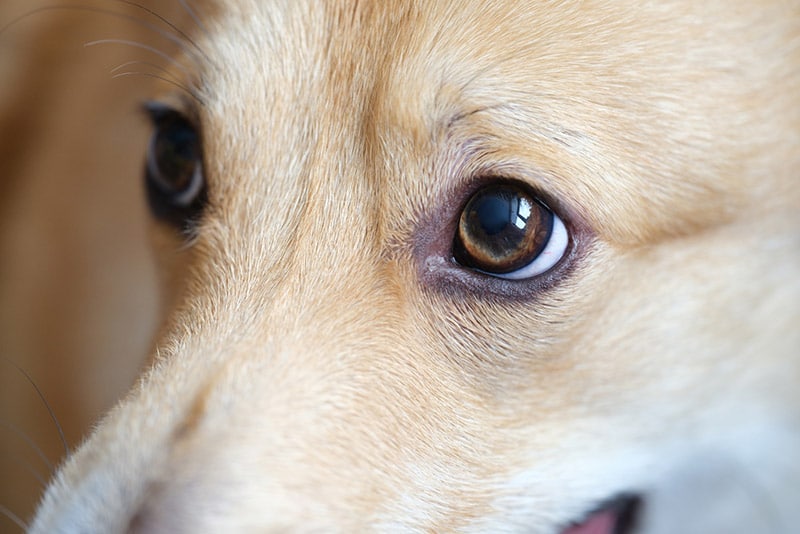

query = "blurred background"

[{"left": 0, "top": 1, "right": 195, "bottom": 530}]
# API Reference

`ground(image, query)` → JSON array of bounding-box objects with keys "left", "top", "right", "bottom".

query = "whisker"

[
  {"left": 1, "top": 5, "right": 212, "bottom": 104},
  {"left": 2, "top": 358, "right": 68, "bottom": 458},
  {"left": 2, "top": 451, "right": 49, "bottom": 489},
  {"left": 112, "top": 71, "right": 205, "bottom": 105},
  {"left": 111, "top": 58, "right": 175, "bottom": 76},
  {"left": 0, "top": 504, "right": 27, "bottom": 532},
  {"left": 0, "top": 419, "right": 54, "bottom": 473},
  {"left": 0, "top": 5, "right": 200, "bottom": 65},
  {"left": 84, "top": 38, "right": 191, "bottom": 75},
  {"left": 110, "top": 0, "right": 211, "bottom": 63},
  {"left": 177, "top": 0, "right": 209, "bottom": 36}
]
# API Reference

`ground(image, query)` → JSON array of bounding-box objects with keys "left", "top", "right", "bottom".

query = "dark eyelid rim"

[{"left": 142, "top": 97, "right": 202, "bottom": 127}]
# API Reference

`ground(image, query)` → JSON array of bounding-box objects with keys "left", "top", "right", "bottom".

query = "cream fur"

[{"left": 18, "top": 0, "right": 800, "bottom": 532}]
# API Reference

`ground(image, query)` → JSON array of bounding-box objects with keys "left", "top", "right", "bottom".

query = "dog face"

[{"left": 31, "top": 1, "right": 799, "bottom": 532}]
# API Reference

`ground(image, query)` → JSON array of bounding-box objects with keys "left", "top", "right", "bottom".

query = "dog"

[{"left": 17, "top": 0, "right": 800, "bottom": 532}]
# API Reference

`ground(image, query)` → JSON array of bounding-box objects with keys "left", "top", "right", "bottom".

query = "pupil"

[
  {"left": 475, "top": 194, "right": 514, "bottom": 235},
  {"left": 470, "top": 189, "right": 532, "bottom": 248}
]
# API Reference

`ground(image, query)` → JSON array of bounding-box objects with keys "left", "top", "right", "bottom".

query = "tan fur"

[{"left": 4, "top": 0, "right": 799, "bottom": 532}]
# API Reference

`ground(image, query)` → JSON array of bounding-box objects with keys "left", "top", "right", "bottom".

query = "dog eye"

[
  {"left": 453, "top": 182, "right": 568, "bottom": 279},
  {"left": 144, "top": 104, "right": 206, "bottom": 230}
]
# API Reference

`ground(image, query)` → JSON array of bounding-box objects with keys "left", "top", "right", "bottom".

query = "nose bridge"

[
  {"left": 139, "top": 229, "right": 407, "bottom": 529},
  {"left": 173, "top": 27, "right": 401, "bottom": 429},
  {"left": 267, "top": 193, "right": 400, "bottom": 355},
  {"left": 260, "top": 98, "right": 389, "bottom": 324},
  {"left": 199, "top": 97, "right": 391, "bottom": 341},
  {"left": 201, "top": 115, "right": 400, "bottom": 370},
  {"left": 111, "top": 108, "right": 414, "bottom": 533},
  {"left": 159, "top": 229, "right": 407, "bottom": 505}
]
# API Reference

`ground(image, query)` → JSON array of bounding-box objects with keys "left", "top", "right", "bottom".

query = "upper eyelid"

[
  {"left": 433, "top": 101, "right": 583, "bottom": 210},
  {"left": 141, "top": 98, "right": 202, "bottom": 128},
  {"left": 438, "top": 151, "right": 588, "bottom": 245},
  {"left": 143, "top": 100, "right": 171, "bottom": 121}
]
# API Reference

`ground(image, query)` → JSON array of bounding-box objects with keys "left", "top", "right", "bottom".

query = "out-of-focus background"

[{"left": 0, "top": 1, "right": 194, "bottom": 529}]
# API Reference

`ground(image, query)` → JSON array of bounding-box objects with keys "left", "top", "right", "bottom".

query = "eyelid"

[{"left": 142, "top": 97, "right": 201, "bottom": 125}]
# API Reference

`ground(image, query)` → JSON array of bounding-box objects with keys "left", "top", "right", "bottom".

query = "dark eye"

[
  {"left": 144, "top": 103, "right": 206, "bottom": 231},
  {"left": 453, "top": 182, "right": 568, "bottom": 280}
]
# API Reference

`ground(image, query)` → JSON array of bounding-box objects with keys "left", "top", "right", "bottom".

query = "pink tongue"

[{"left": 562, "top": 509, "right": 617, "bottom": 534}]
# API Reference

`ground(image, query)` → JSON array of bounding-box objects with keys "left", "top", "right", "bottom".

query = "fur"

[{"left": 10, "top": 1, "right": 800, "bottom": 532}]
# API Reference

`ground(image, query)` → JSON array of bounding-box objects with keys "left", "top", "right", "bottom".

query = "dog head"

[{"left": 31, "top": 1, "right": 799, "bottom": 532}]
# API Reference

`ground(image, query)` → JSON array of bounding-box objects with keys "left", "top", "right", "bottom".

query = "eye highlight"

[
  {"left": 453, "top": 182, "right": 568, "bottom": 280},
  {"left": 144, "top": 103, "right": 206, "bottom": 232}
]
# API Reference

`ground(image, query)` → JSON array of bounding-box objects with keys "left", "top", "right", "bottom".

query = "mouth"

[{"left": 561, "top": 495, "right": 642, "bottom": 534}]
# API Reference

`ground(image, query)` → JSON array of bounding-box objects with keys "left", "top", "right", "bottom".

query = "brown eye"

[
  {"left": 453, "top": 183, "right": 568, "bottom": 279},
  {"left": 144, "top": 103, "right": 206, "bottom": 232}
]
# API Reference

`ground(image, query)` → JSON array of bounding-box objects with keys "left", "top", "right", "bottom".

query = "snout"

[{"left": 31, "top": 296, "right": 499, "bottom": 533}]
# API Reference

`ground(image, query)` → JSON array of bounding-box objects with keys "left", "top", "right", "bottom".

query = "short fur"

[{"left": 21, "top": 1, "right": 800, "bottom": 532}]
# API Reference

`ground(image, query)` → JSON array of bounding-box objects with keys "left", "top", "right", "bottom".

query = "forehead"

[{"left": 193, "top": 0, "right": 796, "bottom": 246}]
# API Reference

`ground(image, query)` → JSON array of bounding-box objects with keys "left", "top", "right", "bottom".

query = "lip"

[{"left": 561, "top": 495, "right": 642, "bottom": 534}]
